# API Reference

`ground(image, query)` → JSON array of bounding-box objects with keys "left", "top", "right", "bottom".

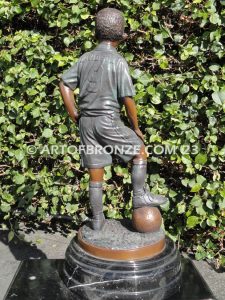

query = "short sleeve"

[
  {"left": 117, "top": 59, "right": 135, "bottom": 98},
  {"left": 60, "top": 62, "right": 79, "bottom": 90}
]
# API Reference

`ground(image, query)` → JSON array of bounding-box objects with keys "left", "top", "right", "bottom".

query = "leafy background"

[{"left": 0, "top": 0, "right": 225, "bottom": 267}]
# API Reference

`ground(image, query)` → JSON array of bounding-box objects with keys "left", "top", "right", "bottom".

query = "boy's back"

[{"left": 61, "top": 41, "right": 135, "bottom": 116}]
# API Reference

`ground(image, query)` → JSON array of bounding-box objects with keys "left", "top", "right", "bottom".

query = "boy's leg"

[
  {"left": 92, "top": 114, "right": 167, "bottom": 209},
  {"left": 79, "top": 116, "right": 111, "bottom": 230},
  {"left": 89, "top": 168, "right": 104, "bottom": 182},
  {"left": 132, "top": 144, "right": 168, "bottom": 208},
  {"left": 88, "top": 168, "right": 105, "bottom": 230}
]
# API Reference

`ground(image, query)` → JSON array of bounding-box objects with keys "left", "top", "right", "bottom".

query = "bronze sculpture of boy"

[{"left": 59, "top": 8, "right": 167, "bottom": 231}]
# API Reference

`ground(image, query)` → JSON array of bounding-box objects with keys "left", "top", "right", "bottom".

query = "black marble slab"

[{"left": 4, "top": 258, "right": 216, "bottom": 300}]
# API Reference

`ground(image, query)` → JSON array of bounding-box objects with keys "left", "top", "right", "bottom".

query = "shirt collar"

[{"left": 94, "top": 42, "right": 118, "bottom": 53}]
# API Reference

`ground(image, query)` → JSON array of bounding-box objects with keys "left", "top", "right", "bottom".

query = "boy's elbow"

[
  {"left": 123, "top": 96, "right": 134, "bottom": 107},
  {"left": 59, "top": 81, "right": 69, "bottom": 93},
  {"left": 59, "top": 80, "right": 73, "bottom": 92},
  {"left": 59, "top": 80, "right": 65, "bottom": 88}
]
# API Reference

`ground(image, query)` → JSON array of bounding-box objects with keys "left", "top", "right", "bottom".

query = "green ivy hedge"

[{"left": 0, "top": 0, "right": 225, "bottom": 266}]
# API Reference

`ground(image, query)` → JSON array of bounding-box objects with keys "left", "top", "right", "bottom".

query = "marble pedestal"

[
  {"left": 62, "top": 219, "right": 180, "bottom": 299},
  {"left": 4, "top": 220, "right": 216, "bottom": 300}
]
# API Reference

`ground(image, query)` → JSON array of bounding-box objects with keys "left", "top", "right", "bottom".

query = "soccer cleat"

[{"left": 133, "top": 184, "right": 168, "bottom": 209}]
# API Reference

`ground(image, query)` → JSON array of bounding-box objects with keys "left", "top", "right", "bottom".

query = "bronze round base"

[{"left": 77, "top": 219, "right": 165, "bottom": 261}]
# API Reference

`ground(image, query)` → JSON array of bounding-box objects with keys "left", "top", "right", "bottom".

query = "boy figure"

[{"left": 59, "top": 8, "right": 167, "bottom": 230}]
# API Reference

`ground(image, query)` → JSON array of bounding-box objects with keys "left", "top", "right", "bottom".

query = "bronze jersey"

[{"left": 60, "top": 42, "right": 135, "bottom": 117}]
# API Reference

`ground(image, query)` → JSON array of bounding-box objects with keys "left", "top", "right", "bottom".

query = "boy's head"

[{"left": 95, "top": 8, "right": 125, "bottom": 42}]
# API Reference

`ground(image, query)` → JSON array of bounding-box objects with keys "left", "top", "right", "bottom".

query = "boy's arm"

[
  {"left": 59, "top": 81, "right": 79, "bottom": 123},
  {"left": 123, "top": 97, "right": 144, "bottom": 141},
  {"left": 116, "top": 59, "right": 144, "bottom": 141}
]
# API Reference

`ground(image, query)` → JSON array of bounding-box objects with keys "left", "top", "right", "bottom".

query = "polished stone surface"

[
  {"left": 63, "top": 237, "right": 181, "bottom": 299},
  {"left": 4, "top": 257, "right": 215, "bottom": 300},
  {"left": 81, "top": 219, "right": 165, "bottom": 249}
]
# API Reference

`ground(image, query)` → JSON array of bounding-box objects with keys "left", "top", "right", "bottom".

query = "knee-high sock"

[
  {"left": 89, "top": 181, "right": 103, "bottom": 219},
  {"left": 131, "top": 159, "right": 147, "bottom": 196}
]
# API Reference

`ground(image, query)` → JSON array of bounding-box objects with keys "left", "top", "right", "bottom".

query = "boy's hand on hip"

[{"left": 72, "top": 111, "right": 80, "bottom": 123}]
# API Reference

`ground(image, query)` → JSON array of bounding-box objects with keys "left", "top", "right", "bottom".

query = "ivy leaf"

[
  {"left": 42, "top": 128, "right": 53, "bottom": 138},
  {"left": 219, "top": 198, "right": 225, "bottom": 209},
  {"left": 15, "top": 149, "right": 25, "bottom": 162},
  {"left": 177, "top": 201, "right": 186, "bottom": 214},
  {"left": 206, "top": 200, "right": 214, "bottom": 209},
  {"left": 159, "top": 57, "right": 169, "bottom": 69},
  {"left": 196, "top": 206, "right": 206, "bottom": 216},
  {"left": 104, "top": 166, "right": 112, "bottom": 181},
  {"left": 190, "top": 195, "right": 202, "bottom": 207},
  {"left": 191, "top": 184, "right": 201, "bottom": 193},
  {"left": 182, "top": 155, "right": 192, "bottom": 165},
  {"left": 210, "top": 13, "right": 221, "bottom": 25},
  {"left": 125, "top": 52, "right": 134, "bottom": 62},
  {"left": 195, "top": 153, "right": 207, "bottom": 165},
  {"left": 128, "top": 19, "right": 140, "bottom": 31},
  {"left": 8, "top": 231, "right": 15, "bottom": 242},
  {"left": 13, "top": 174, "right": 25, "bottom": 185},
  {"left": 220, "top": 255, "right": 225, "bottom": 267},
  {"left": 151, "top": 94, "right": 161, "bottom": 104},
  {"left": 84, "top": 41, "right": 92, "bottom": 49},
  {"left": 31, "top": 107, "right": 40, "bottom": 118},
  {"left": 212, "top": 91, "right": 225, "bottom": 105},
  {"left": 187, "top": 216, "right": 199, "bottom": 228},
  {"left": 7, "top": 124, "right": 16, "bottom": 134},
  {"left": 196, "top": 175, "right": 206, "bottom": 184},
  {"left": 154, "top": 34, "right": 163, "bottom": 45},
  {"left": 209, "top": 65, "right": 220, "bottom": 72},
  {"left": 180, "top": 84, "right": 190, "bottom": 94},
  {"left": 30, "top": 0, "right": 39, "bottom": 6},
  {"left": 81, "top": 13, "right": 90, "bottom": 20},
  {"left": 59, "top": 124, "right": 68, "bottom": 134},
  {"left": 152, "top": 2, "right": 160, "bottom": 10},
  {"left": 64, "top": 37, "right": 72, "bottom": 47},
  {"left": 1, "top": 203, "right": 11, "bottom": 213}
]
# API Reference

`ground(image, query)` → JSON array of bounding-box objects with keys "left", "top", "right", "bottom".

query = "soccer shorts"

[{"left": 78, "top": 113, "right": 143, "bottom": 168}]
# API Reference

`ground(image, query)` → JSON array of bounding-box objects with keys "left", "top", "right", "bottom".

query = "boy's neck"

[{"left": 99, "top": 40, "right": 120, "bottom": 48}]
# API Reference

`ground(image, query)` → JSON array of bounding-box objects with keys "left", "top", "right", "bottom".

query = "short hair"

[{"left": 95, "top": 8, "right": 125, "bottom": 41}]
